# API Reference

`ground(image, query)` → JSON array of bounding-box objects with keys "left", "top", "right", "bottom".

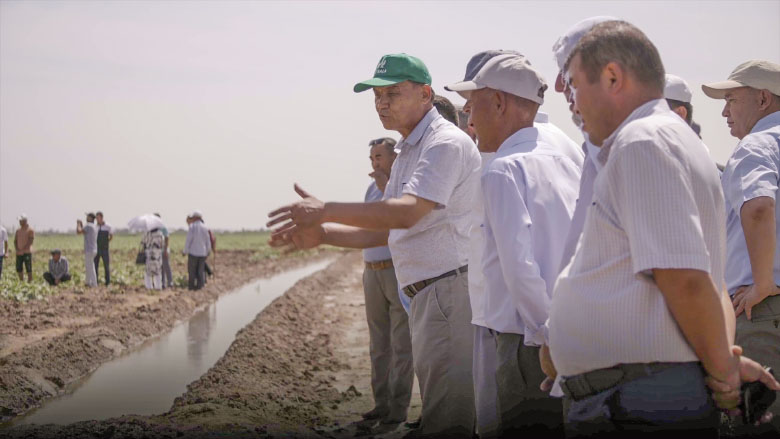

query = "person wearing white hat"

[
  {"left": 14, "top": 214, "right": 34, "bottom": 282},
  {"left": 546, "top": 21, "right": 780, "bottom": 436},
  {"left": 664, "top": 73, "right": 694, "bottom": 126},
  {"left": 184, "top": 210, "right": 211, "bottom": 290},
  {"left": 447, "top": 53, "right": 580, "bottom": 436},
  {"left": 76, "top": 212, "right": 98, "bottom": 287},
  {"left": 703, "top": 59, "right": 780, "bottom": 434}
]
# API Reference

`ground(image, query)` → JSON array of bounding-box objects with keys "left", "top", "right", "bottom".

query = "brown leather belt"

[
  {"left": 365, "top": 259, "right": 393, "bottom": 270},
  {"left": 402, "top": 265, "right": 468, "bottom": 298}
]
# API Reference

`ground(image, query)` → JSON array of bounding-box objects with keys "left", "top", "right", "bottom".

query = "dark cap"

[{"left": 50, "top": 249, "right": 61, "bottom": 255}]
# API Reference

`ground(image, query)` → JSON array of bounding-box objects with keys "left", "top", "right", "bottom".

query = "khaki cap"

[
  {"left": 445, "top": 54, "right": 547, "bottom": 104},
  {"left": 702, "top": 60, "right": 780, "bottom": 99}
]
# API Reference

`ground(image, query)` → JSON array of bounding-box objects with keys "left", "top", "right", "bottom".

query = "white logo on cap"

[{"left": 376, "top": 58, "right": 387, "bottom": 74}]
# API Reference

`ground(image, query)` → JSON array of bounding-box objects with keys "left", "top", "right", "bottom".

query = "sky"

[{"left": 1, "top": 0, "right": 779, "bottom": 232}]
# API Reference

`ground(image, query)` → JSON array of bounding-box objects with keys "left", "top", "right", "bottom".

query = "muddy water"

[{"left": 16, "top": 258, "right": 334, "bottom": 425}]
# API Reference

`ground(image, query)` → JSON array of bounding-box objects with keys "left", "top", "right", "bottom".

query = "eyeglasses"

[{"left": 368, "top": 138, "right": 385, "bottom": 146}]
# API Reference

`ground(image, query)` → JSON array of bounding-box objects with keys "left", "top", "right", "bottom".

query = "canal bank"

[{"left": 0, "top": 248, "right": 339, "bottom": 425}]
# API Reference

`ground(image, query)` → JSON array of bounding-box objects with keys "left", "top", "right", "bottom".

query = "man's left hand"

[
  {"left": 267, "top": 184, "right": 325, "bottom": 232},
  {"left": 733, "top": 284, "right": 780, "bottom": 320},
  {"left": 539, "top": 344, "right": 557, "bottom": 392}
]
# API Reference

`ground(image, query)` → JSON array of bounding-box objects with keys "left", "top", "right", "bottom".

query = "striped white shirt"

[{"left": 549, "top": 99, "right": 726, "bottom": 377}]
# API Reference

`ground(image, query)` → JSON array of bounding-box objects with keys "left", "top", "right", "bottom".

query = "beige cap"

[
  {"left": 702, "top": 60, "right": 780, "bottom": 99},
  {"left": 664, "top": 74, "right": 692, "bottom": 103},
  {"left": 445, "top": 54, "right": 547, "bottom": 104}
]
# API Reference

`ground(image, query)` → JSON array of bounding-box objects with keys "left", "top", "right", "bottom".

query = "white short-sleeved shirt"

[
  {"left": 721, "top": 111, "right": 780, "bottom": 294},
  {"left": 384, "top": 107, "right": 481, "bottom": 288},
  {"left": 481, "top": 127, "right": 581, "bottom": 342},
  {"left": 83, "top": 222, "right": 98, "bottom": 254},
  {"left": 549, "top": 99, "right": 726, "bottom": 377},
  {"left": 363, "top": 181, "right": 393, "bottom": 263},
  {"left": 0, "top": 226, "right": 7, "bottom": 256}
]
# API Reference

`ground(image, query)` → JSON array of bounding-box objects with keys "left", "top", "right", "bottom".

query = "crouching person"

[{"left": 43, "top": 249, "right": 71, "bottom": 286}]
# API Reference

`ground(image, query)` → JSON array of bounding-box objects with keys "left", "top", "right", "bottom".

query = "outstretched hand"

[
  {"left": 269, "top": 224, "right": 325, "bottom": 253},
  {"left": 267, "top": 184, "right": 326, "bottom": 234}
]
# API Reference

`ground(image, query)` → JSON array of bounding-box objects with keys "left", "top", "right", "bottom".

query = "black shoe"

[
  {"left": 362, "top": 407, "right": 389, "bottom": 420},
  {"left": 404, "top": 416, "right": 421, "bottom": 429}
]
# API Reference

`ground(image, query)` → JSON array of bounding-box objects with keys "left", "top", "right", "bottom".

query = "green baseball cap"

[{"left": 353, "top": 53, "right": 432, "bottom": 93}]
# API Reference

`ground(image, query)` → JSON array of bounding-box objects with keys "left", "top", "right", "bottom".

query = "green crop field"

[{"left": 0, "top": 231, "right": 282, "bottom": 301}]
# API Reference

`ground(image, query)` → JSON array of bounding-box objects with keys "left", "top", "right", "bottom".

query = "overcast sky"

[{"left": 1, "top": 0, "right": 779, "bottom": 232}]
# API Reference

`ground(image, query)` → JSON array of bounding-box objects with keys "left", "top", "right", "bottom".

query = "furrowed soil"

[{"left": 1, "top": 251, "right": 422, "bottom": 438}]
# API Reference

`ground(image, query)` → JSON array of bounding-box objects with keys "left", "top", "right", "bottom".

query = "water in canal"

[{"left": 16, "top": 258, "right": 334, "bottom": 425}]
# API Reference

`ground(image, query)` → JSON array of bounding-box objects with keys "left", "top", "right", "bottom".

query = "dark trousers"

[
  {"left": 94, "top": 250, "right": 110, "bottom": 285},
  {"left": 16, "top": 253, "right": 32, "bottom": 273},
  {"left": 563, "top": 362, "right": 718, "bottom": 438},
  {"left": 0, "top": 256, "right": 3, "bottom": 279},
  {"left": 187, "top": 255, "right": 207, "bottom": 290},
  {"left": 496, "top": 333, "right": 563, "bottom": 437},
  {"left": 43, "top": 272, "right": 72, "bottom": 286}
]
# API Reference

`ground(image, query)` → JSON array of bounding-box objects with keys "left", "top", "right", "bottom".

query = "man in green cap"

[{"left": 268, "top": 53, "right": 480, "bottom": 437}]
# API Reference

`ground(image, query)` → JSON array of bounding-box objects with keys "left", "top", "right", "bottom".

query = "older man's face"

[
  {"left": 466, "top": 88, "right": 503, "bottom": 153},
  {"left": 722, "top": 87, "right": 763, "bottom": 140},
  {"left": 52, "top": 253, "right": 60, "bottom": 262},
  {"left": 568, "top": 54, "right": 613, "bottom": 145},
  {"left": 373, "top": 81, "right": 429, "bottom": 131}
]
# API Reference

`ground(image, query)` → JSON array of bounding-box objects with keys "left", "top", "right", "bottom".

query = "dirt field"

[{"left": 1, "top": 251, "right": 421, "bottom": 438}]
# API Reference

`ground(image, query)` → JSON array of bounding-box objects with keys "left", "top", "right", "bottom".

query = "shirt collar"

[
  {"left": 598, "top": 98, "right": 669, "bottom": 165},
  {"left": 534, "top": 111, "right": 549, "bottom": 123},
  {"left": 496, "top": 126, "right": 540, "bottom": 156},
  {"left": 397, "top": 107, "right": 441, "bottom": 151},
  {"left": 750, "top": 110, "right": 780, "bottom": 135}
]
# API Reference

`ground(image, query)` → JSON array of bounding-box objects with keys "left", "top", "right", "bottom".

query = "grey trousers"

[
  {"left": 84, "top": 251, "right": 98, "bottom": 287},
  {"left": 563, "top": 362, "right": 717, "bottom": 438},
  {"left": 362, "top": 265, "right": 413, "bottom": 419},
  {"left": 162, "top": 252, "right": 173, "bottom": 288},
  {"left": 496, "top": 332, "right": 563, "bottom": 436},
  {"left": 473, "top": 325, "right": 500, "bottom": 438},
  {"left": 187, "top": 255, "right": 206, "bottom": 290},
  {"left": 409, "top": 271, "right": 475, "bottom": 437},
  {"left": 735, "top": 294, "right": 780, "bottom": 435}
]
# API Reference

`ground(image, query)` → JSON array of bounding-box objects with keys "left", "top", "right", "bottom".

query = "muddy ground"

[{"left": 1, "top": 252, "right": 421, "bottom": 438}]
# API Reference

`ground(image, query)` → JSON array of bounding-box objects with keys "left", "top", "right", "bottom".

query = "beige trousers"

[
  {"left": 362, "top": 266, "right": 413, "bottom": 419},
  {"left": 409, "top": 271, "right": 475, "bottom": 437}
]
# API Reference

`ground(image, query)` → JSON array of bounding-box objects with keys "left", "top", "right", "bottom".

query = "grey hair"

[{"left": 564, "top": 20, "right": 665, "bottom": 94}]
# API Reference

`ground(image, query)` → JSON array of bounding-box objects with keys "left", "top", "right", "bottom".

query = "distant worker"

[
  {"left": 43, "top": 249, "right": 71, "bottom": 286},
  {"left": 14, "top": 214, "right": 34, "bottom": 282},
  {"left": 154, "top": 213, "right": 173, "bottom": 289},
  {"left": 76, "top": 212, "right": 98, "bottom": 287},
  {"left": 185, "top": 210, "right": 211, "bottom": 291},
  {"left": 94, "top": 211, "right": 113, "bottom": 286},
  {"left": 360, "top": 137, "right": 414, "bottom": 425},
  {"left": 142, "top": 226, "right": 165, "bottom": 290},
  {"left": 0, "top": 224, "right": 7, "bottom": 279}
]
